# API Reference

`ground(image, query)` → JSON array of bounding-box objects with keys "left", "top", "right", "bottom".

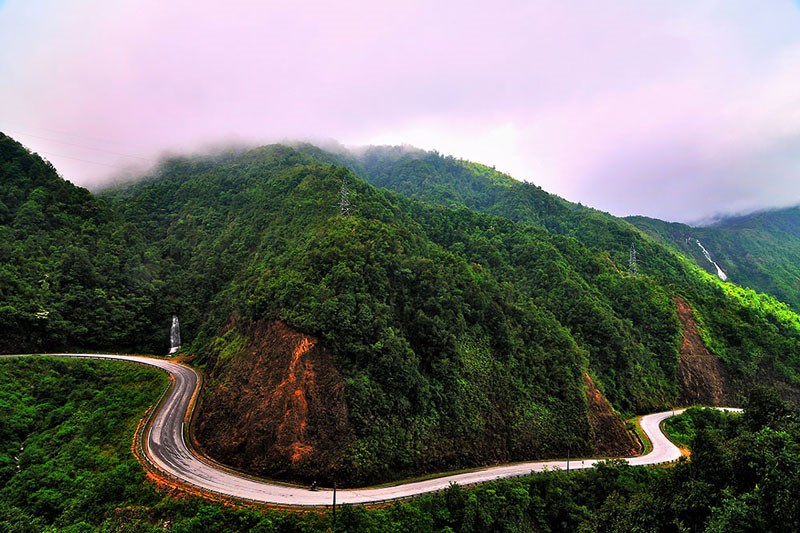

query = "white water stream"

[{"left": 696, "top": 240, "right": 728, "bottom": 281}]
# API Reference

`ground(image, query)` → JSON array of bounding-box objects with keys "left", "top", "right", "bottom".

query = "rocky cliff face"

[{"left": 193, "top": 320, "right": 353, "bottom": 483}]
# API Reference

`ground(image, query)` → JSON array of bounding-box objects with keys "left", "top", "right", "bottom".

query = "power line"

[
  {"left": 36, "top": 150, "right": 135, "bottom": 169},
  {"left": 1, "top": 127, "right": 155, "bottom": 162},
  {"left": 1, "top": 121, "right": 147, "bottom": 150}
]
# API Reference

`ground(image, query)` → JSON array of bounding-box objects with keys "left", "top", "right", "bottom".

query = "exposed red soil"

[
  {"left": 274, "top": 337, "right": 315, "bottom": 463},
  {"left": 193, "top": 319, "right": 353, "bottom": 482},
  {"left": 674, "top": 296, "right": 733, "bottom": 406},
  {"left": 584, "top": 373, "right": 642, "bottom": 456}
]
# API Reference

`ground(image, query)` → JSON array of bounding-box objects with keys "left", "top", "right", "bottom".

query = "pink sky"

[{"left": 2, "top": 0, "right": 800, "bottom": 222}]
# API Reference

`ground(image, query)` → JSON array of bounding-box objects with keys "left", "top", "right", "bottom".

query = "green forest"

[
  {"left": 0, "top": 133, "right": 171, "bottom": 352},
  {"left": 629, "top": 209, "right": 800, "bottom": 313},
  {"left": 3, "top": 131, "right": 800, "bottom": 529},
  {"left": 2, "top": 357, "right": 798, "bottom": 532}
]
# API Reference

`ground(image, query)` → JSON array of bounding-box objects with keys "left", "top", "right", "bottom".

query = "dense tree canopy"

[
  {"left": 630, "top": 208, "right": 800, "bottom": 313},
  {"left": 3, "top": 132, "right": 800, "bottom": 485},
  {"left": 3, "top": 358, "right": 798, "bottom": 532},
  {"left": 0, "top": 133, "right": 166, "bottom": 353}
]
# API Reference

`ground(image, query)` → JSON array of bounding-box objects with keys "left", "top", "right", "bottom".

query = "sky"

[{"left": 2, "top": 1, "right": 800, "bottom": 223}]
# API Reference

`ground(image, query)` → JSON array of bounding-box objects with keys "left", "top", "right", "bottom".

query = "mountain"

[
  {"left": 102, "top": 146, "right": 609, "bottom": 484},
  {"left": 342, "top": 145, "right": 800, "bottom": 394},
  {"left": 629, "top": 208, "right": 800, "bottom": 312},
  {"left": 351, "top": 145, "right": 577, "bottom": 230},
  {"left": 4, "top": 133, "right": 800, "bottom": 486},
  {"left": 0, "top": 133, "right": 166, "bottom": 353},
  {"left": 101, "top": 143, "right": 800, "bottom": 484}
]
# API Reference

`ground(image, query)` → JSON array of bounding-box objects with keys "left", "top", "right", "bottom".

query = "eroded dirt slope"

[
  {"left": 584, "top": 374, "right": 642, "bottom": 457},
  {"left": 193, "top": 319, "right": 353, "bottom": 483},
  {"left": 675, "top": 296, "right": 733, "bottom": 406}
]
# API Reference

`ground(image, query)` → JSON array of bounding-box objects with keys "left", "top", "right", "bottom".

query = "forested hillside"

[
  {"left": 103, "top": 146, "right": 598, "bottom": 484},
  {"left": 0, "top": 133, "right": 166, "bottom": 353},
  {"left": 352, "top": 146, "right": 576, "bottom": 231},
  {"left": 5, "top": 358, "right": 798, "bottom": 532},
  {"left": 629, "top": 208, "right": 800, "bottom": 312},
  {"left": 103, "top": 143, "right": 800, "bottom": 484},
  {"left": 344, "top": 146, "right": 800, "bottom": 400},
  {"left": 4, "top": 133, "right": 800, "bottom": 485}
]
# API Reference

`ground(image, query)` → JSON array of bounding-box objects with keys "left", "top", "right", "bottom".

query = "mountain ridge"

[
  {"left": 628, "top": 206, "right": 800, "bottom": 312},
  {"left": 4, "top": 131, "right": 800, "bottom": 485}
]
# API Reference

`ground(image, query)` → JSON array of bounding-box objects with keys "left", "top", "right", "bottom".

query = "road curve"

[{"left": 3, "top": 353, "right": 740, "bottom": 506}]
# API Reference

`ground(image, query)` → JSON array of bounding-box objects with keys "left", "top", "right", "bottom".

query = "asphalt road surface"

[{"left": 4, "top": 353, "right": 741, "bottom": 506}]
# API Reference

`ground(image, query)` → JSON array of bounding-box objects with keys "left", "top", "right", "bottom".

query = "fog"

[{"left": 2, "top": 0, "right": 800, "bottom": 222}]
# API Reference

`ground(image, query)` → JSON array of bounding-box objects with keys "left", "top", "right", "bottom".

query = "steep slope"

[
  {"left": 0, "top": 133, "right": 165, "bottom": 353},
  {"left": 394, "top": 201, "right": 682, "bottom": 413},
  {"left": 345, "top": 146, "right": 800, "bottom": 400},
  {"left": 674, "top": 296, "right": 733, "bottom": 406},
  {"left": 103, "top": 149, "right": 597, "bottom": 484},
  {"left": 583, "top": 373, "right": 641, "bottom": 457},
  {"left": 194, "top": 319, "right": 354, "bottom": 481},
  {"left": 102, "top": 143, "right": 800, "bottom": 485},
  {"left": 7, "top": 134, "right": 800, "bottom": 486},
  {"left": 629, "top": 208, "right": 800, "bottom": 312}
]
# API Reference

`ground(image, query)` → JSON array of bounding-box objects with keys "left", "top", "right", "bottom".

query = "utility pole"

[
  {"left": 629, "top": 243, "right": 639, "bottom": 277},
  {"left": 339, "top": 176, "right": 350, "bottom": 217}
]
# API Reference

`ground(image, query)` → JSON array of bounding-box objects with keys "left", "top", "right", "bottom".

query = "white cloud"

[{"left": 1, "top": 0, "right": 800, "bottom": 221}]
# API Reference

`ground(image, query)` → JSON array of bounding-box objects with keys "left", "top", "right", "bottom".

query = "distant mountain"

[
  {"left": 4, "top": 133, "right": 800, "bottom": 486},
  {"left": 629, "top": 207, "right": 800, "bottom": 312},
  {"left": 351, "top": 145, "right": 577, "bottom": 230}
]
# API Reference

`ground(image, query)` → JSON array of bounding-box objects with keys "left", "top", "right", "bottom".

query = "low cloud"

[{"left": 1, "top": 0, "right": 799, "bottom": 222}]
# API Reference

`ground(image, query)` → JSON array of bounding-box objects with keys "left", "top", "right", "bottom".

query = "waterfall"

[
  {"left": 168, "top": 315, "right": 181, "bottom": 355},
  {"left": 696, "top": 240, "right": 728, "bottom": 281}
]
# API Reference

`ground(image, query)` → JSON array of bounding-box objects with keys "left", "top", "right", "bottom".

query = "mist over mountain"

[
  {"left": 4, "top": 131, "right": 800, "bottom": 486},
  {"left": 629, "top": 206, "right": 800, "bottom": 312},
  {"left": 6, "top": 2, "right": 800, "bottom": 224}
]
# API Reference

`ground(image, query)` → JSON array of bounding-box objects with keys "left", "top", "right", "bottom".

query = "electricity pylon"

[
  {"left": 339, "top": 176, "right": 350, "bottom": 217},
  {"left": 629, "top": 243, "right": 639, "bottom": 277}
]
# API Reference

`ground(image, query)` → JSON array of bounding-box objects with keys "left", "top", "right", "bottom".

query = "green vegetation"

[
  {"left": 0, "top": 356, "right": 164, "bottom": 530},
  {"left": 347, "top": 146, "right": 800, "bottom": 404},
  {"left": 628, "top": 417, "right": 653, "bottom": 455},
  {"left": 101, "top": 142, "right": 800, "bottom": 483},
  {"left": 0, "top": 356, "right": 328, "bottom": 532},
  {"left": 3, "top": 360, "right": 798, "bottom": 532},
  {"left": 5, "top": 131, "right": 800, "bottom": 485},
  {"left": 629, "top": 208, "right": 800, "bottom": 313},
  {"left": 105, "top": 152, "right": 593, "bottom": 484},
  {"left": 0, "top": 133, "right": 168, "bottom": 353}
]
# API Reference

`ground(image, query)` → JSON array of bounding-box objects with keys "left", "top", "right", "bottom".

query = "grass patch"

[{"left": 627, "top": 416, "right": 653, "bottom": 455}]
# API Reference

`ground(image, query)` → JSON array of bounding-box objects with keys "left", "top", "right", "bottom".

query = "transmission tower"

[
  {"left": 339, "top": 176, "right": 351, "bottom": 217},
  {"left": 629, "top": 243, "right": 639, "bottom": 277}
]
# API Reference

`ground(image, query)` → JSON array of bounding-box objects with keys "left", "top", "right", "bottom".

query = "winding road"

[{"left": 4, "top": 353, "right": 739, "bottom": 507}]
